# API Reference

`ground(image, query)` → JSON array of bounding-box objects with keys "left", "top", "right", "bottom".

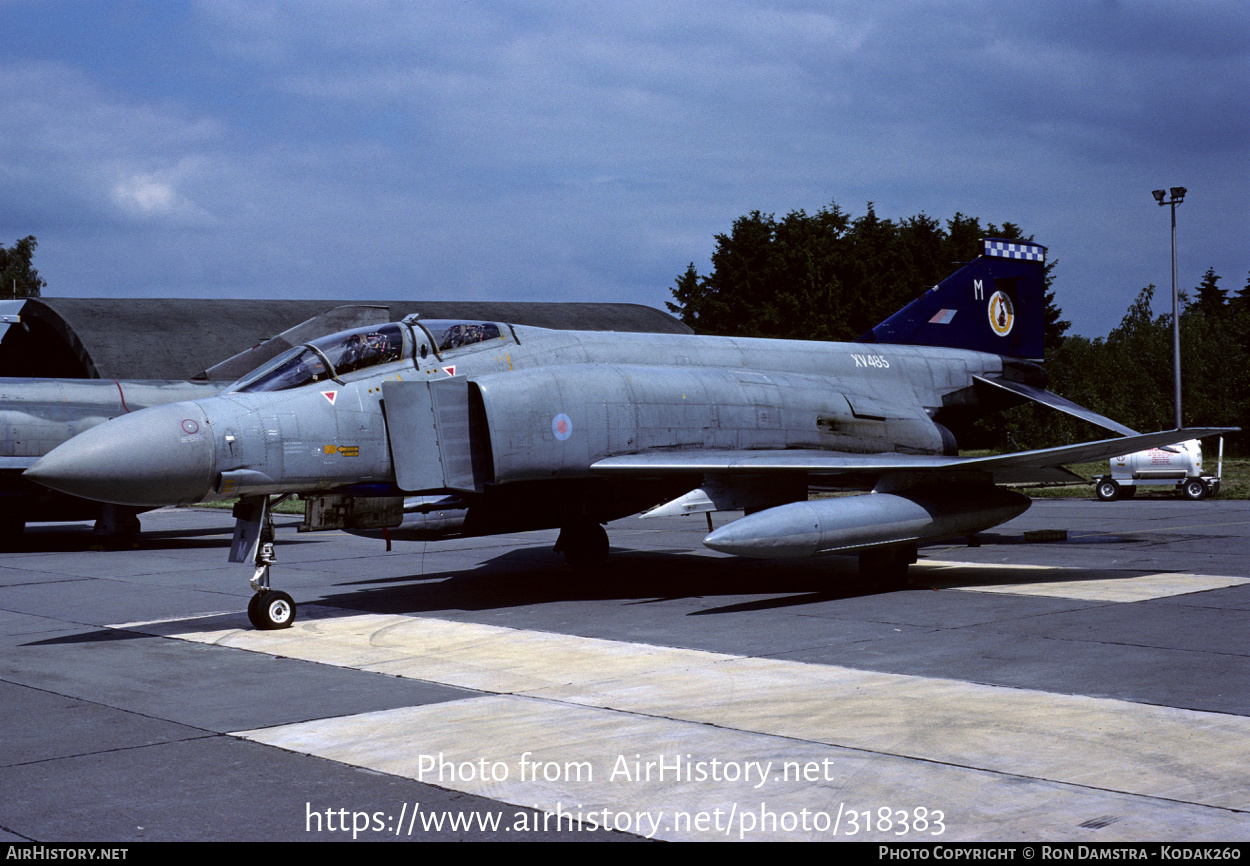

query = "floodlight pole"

[{"left": 1152, "top": 187, "right": 1186, "bottom": 430}]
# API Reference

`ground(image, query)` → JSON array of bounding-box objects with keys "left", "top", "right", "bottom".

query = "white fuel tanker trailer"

[{"left": 1094, "top": 437, "right": 1223, "bottom": 501}]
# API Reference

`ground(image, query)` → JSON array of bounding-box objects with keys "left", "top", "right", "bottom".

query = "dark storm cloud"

[{"left": 0, "top": 1, "right": 1246, "bottom": 335}]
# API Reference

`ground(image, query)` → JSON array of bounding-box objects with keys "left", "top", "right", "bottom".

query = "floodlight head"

[
  {"left": 1152, "top": 189, "right": 1167, "bottom": 204},
  {"left": 1170, "top": 187, "right": 1186, "bottom": 203}
]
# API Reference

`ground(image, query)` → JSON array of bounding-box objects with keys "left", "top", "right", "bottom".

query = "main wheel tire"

[
  {"left": 859, "top": 544, "right": 915, "bottom": 590},
  {"left": 1181, "top": 478, "right": 1209, "bottom": 501},
  {"left": 248, "top": 590, "right": 296, "bottom": 630},
  {"left": 1096, "top": 479, "right": 1120, "bottom": 502},
  {"left": 556, "top": 522, "right": 609, "bottom": 568},
  {"left": 94, "top": 506, "right": 142, "bottom": 548},
  {"left": 0, "top": 517, "right": 24, "bottom": 551}
]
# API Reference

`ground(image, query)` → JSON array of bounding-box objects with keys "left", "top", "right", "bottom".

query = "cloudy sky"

[{"left": 2, "top": 1, "right": 1247, "bottom": 338}]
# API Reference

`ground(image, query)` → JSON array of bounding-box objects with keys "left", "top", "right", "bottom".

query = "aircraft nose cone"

[{"left": 25, "top": 402, "right": 215, "bottom": 507}]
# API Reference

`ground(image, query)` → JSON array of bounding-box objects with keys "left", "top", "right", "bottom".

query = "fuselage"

[{"left": 24, "top": 319, "right": 1008, "bottom": 525}]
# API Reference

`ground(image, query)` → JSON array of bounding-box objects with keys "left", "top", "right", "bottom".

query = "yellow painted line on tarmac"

[
  {"left": 120, "top": 605, "right": 1250, "bottom": 839},
  {"left": 914, "top": 561, "right": 1248, "bottom": 602}
]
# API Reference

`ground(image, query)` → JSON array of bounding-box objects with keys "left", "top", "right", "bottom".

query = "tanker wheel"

[
  {"left": 1181, "top": 478, "right": 1209, "bottom": 501},
  {"left": 555, "top": 522, "right": 609, "bottom": 568},
  {"left": 1095, "top": 479, "right": 1120, "bottom": 502},
  {"left": 859, "top": 544, "right": 916, "bottom": 590}
]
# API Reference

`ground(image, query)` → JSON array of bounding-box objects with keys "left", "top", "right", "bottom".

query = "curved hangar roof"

[{"left": 0, "top": 298, "right": 691, "bottom": 380}]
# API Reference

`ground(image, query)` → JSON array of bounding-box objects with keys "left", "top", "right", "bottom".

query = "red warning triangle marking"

[
  {"left": 442, "top": 366, "right": 456, "bottom": 376},
  {"left": 322, "top": 390, "right": 337, "bottom": 404}
]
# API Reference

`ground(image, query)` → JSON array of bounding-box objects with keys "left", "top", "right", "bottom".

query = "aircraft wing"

[
  {"left": 972, "top": 376, "right": 1138, "bottom": 437},
  {"left": 0, "top": 301, "right": 23, "bottom": 341},
  {"left": 591, "top": 427, "right": 1236, "bottom": 487},
  {"left": 0, "top": 457, "right": 38, "bottom": 470}
]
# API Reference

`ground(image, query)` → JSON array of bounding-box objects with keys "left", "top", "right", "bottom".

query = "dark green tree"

[
  {"left": 1178, "top": 269, "right": 1246, "bottom": 436},
  {"left": 1236, "top": 271, "right": 1250, "bottom": 316},
  {"left": 1192, "top": 267, "right": 1227, "bottom": 319},
  {"left": 0, "top": 236, "right": 46, "bottom": 299},
  {"left": 1233, "top": 271, "right": 1250, "bottom": 354},
  {"left": 1040, "top": 279, "right": 1247, "bottom": 451},
  {"left": 672, "top": 210, "right": 781, "bottom": 337},
  {"left": 1040, "top": 266, "right": 1071, "bottom": 356},
  {"left": 1102, "top": 286, "right": 1176, "bottom": 432},
  {"left": 669, "top": 201, "right": 1067, "bottom": 350}
]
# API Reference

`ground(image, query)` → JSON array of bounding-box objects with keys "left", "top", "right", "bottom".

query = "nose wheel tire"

[{"left": 248, "top": 590, "right": 296, "bottom": 630}]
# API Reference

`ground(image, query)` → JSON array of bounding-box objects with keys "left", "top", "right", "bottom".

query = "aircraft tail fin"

[{"left": 860, "top": 238, "right": 1047, "bottom": 360}]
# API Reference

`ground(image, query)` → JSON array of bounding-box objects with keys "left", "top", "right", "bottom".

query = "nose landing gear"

[
  {"left": 233, "top": 496, "right": 298, "bottom": 630},
  {"left": 248, "top": 587, "right": 297, "bottom": 630}
]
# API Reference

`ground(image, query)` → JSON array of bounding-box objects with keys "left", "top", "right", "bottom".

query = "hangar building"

[{"left": 0, "top": 298, "right": 691, "bottom": 380}]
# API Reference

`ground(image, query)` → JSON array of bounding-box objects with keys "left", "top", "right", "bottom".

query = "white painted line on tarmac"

[
  {"left": 915, "top": 561, "right": 1247, "bottom": 601},
  {"left": 117, "top": 605, "right": 1250, "bottom": 841},
  {"left": 236, "top": 693, "right": 1245, "bottom": 842}
]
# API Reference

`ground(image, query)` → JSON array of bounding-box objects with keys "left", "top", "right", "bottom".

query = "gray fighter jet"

[{"left": 24, "top": 240, "right": 1234, "bottom": 629}]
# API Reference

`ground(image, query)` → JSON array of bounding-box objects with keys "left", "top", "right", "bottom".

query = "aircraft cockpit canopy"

[
  {"left": 317, "top": 323, "right": 405, "bottom": 376},
  {"left": 229, "top": 323, "right": 408, "bottom": 393},
  {"left": 414, "top": 320, "right": 504, "bottom": 354}
]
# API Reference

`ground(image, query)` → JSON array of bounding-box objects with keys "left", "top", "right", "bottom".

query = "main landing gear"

[
  {"left": 554, "top": 520, "right": 610, "bottom": 567},
  {"left": 857, "top": 543, "right": 917, "bottom": 590},
  {"left": 233, "top": 495, "right": 297, "bottom": 630},
  {"left": 0, "top": 516, "right": 23, "bottom": 551},
  {"left": 93, "top": 504, "right": 142, "bottom": 550}
]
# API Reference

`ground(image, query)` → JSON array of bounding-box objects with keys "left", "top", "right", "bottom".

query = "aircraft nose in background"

[{"left": 24, "top": 402, "right": 215, "bottom": 507}]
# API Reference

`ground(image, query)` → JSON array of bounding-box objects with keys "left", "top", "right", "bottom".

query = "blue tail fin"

[{"left": 860, "top": 239, "right": 1047, "bottom": 360}]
